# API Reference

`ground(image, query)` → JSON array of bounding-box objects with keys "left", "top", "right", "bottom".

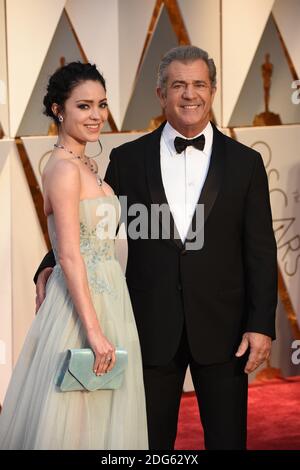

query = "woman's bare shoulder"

[
  {"left": 43, "top": 157, "right": 81, "bottom": 205},
  {"left": 43, "top": 156, "right": 79, "bottom": 182}
]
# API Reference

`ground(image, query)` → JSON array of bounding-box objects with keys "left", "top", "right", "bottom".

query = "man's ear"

[{"left": 156, "top": 87, "right": 166, "bottom": 109}]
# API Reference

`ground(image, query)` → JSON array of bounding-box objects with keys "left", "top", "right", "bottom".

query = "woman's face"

[{"left": 59, "top": 80, "right": 108, "bottom": 143}]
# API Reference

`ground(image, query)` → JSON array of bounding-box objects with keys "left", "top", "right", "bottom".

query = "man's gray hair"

[{"left": 157, "top": 45, "right": 217, "bottom": 95}]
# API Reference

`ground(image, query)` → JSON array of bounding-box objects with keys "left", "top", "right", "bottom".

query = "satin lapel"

[
  {"left": 145, "top": 122, "right": 183, "bottom": 250},
  {"left": 185, "top": 124, "right": 226, "bottom": 246}
]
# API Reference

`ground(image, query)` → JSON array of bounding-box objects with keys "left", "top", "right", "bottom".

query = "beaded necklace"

[{"left": 54, "top": 143, "right": 102, "bottom": 186}]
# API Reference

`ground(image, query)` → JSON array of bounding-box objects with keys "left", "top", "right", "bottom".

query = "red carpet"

[{"left": 175, "top": 377, "right": 300, "bottom": 450}]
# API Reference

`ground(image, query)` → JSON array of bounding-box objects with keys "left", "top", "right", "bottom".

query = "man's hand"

[
  {"left": 35, "top": 267, "right": 53, "bottom": 313},
  {"left": 235, "top": 332, "right": 272, "bottom": 374}
]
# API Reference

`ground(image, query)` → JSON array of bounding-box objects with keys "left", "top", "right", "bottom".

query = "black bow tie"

[{"left": 174, "top": 134, "right": 205, "bottom": 154}]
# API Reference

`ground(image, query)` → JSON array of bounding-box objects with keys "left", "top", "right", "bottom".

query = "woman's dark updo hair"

[{"left": 43, "top": 61, "right": 106, "bottom": 124}]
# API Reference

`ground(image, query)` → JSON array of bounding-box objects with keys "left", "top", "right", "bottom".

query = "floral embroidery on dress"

[
  {"left": 80, "top": 238, "right": 113, "bottom": 263},
  {"left": 80, "top": 222, "right": 87, "bottom": 237},
  {"left": 79, "top": 221, "right": 117, "bottom": 298},
  {"left": 87, "top": 271, "right": 118, "bottom": 299}
]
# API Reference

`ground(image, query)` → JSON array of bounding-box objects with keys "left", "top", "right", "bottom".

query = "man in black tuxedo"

[{"left": 35, "top": 46, "right": 277, "bottom": 449}]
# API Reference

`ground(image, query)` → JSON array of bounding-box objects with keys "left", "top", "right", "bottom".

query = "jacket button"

[
  {"left": 181, "top": 249, "right": 187, "bottom": 255},
  {"left": 177, "top": 284, "right": 182, "bottom": 291}
]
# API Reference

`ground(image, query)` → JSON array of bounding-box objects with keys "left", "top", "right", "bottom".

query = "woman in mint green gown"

[{"left": 0, "top": 62, "right": 148, "bottom": 450}]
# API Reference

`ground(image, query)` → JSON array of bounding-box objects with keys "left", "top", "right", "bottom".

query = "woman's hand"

[{"left": 86, "top": 327, "right": 116, "bottom": 376}]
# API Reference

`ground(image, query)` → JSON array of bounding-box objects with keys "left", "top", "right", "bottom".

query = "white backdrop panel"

[
  {"left": 0, "top": 140, "right": 13, "bottom": 404},
  {"left": 0, "top": 139, "right": 12, "bottom": 173},
  {"left": 18, "top": 10, "right": 83, "bottom": 137},
  {"left": 119, "top": 0, "right": 156, "bottom": 127},
  {"left": 10, "top": 143, "right": 47, "bottom": 365},
  {"left": 234, "top": 125, "right": 300, "bottom": 327},
  {"left": 222, "top": 0, "right": 275, "bottom": 126},
  {"left": 6, "top": 0, "right": 65, "bottom": 136},
  {"left": 0, "top": 0, "right": 9, "bottom": 136},
  {"left": 65, "top": 0, "right": 120, "bottom": 128},
  {"left": 229, "top": 15, "right": 300, "bottom": 127},
  {"left": 178, "top": 0, "right": 221, "bottom": 124},
  {"left": 122, "top": 6, "right": 178, "bottom": 131},
  {"left": 273, "top": 0, "right": 300, "bottom": 79}
]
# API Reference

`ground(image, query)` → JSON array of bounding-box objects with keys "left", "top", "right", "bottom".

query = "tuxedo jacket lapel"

[
  {"left": 145, "top": 122, "right": 183, "bottom": 250},
  {"left": 186, "top": 124, "right": 225, "bottom": 246},
  {"left": 145, "top": 122, "right": 225, "bottom": 251}
]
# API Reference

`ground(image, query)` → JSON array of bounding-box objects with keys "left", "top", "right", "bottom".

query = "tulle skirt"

[{"left": 0, "top": 263, "right": 148, "bottom": 449}]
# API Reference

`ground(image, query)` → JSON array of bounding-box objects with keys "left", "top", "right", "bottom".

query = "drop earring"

[{"left": 58, "top": 115, "right": 64, "bottom": 123}]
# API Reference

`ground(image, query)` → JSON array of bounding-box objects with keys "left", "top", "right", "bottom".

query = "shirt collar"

[{"left": 162, "top": 121, "right": 213, "bottom": 157}]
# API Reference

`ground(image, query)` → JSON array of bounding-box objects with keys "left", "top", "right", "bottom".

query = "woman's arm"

[{"left": 46, "top": 159, "right": 115, "bottom": 374}]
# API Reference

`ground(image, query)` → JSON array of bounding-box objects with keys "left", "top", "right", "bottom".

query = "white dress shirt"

[{"left": 160, "top": 121, "right": 213, "bottom": 242}]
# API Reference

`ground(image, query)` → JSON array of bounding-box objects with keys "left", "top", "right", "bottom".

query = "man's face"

[{"left": 157, "top": 59, "right": 216, "bottom": 138}]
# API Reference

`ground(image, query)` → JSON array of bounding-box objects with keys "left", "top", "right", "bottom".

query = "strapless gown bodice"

[{"left": 48, "top": 196, "right": 119, "bottom": 263}]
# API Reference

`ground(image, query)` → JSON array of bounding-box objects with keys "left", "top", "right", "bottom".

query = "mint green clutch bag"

[{"left": 57, "top": 348, "right": 128, "bottom": 392}]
